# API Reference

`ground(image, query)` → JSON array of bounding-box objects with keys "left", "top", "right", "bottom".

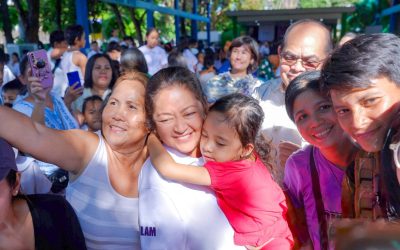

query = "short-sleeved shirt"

[
  {"left": 204, "top": 157, "right": 293, "bottom": 247},
  {"left": 284, "top": 146, "right": 345, "bottom": 250},
  {"left": 139, "top": 45, "right": 168, "bottom": 75}
]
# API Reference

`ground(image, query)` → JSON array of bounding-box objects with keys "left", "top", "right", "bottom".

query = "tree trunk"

[
  {"left": 0, "top": 0, "right": 14, "bottom": 43},
  {"left": 129, "top": 8, "right": 144, "bottom": 46},
  {"left": 13, "top": 0, "right": 40, "bottom": 43},
  {"left": 55, "top": 0, "right": 62, "bottom": 30},
  {"left": 109, "top": 3, "right": 126, "bottom": 38},
  {"left": 180, "top": 0, "right": 187, "bottom": 37}
]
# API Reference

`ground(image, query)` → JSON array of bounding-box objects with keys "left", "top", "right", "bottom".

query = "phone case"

[
  {"left": 27, "top": 49, "right": 53, "bottom": 89},
  {"left": 67, "top": 71, "right": 82, "bottom": 89}
]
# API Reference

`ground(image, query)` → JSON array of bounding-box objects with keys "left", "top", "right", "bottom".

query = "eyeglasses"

[{"left": 280, "top": 52, "right": 324, "bottom": 70}]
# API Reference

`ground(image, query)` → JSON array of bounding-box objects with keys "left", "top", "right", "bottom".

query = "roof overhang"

[
  {"left": 101, "top": 0, "right": 210, "bottom": 22},
  {"left": 226, "top": 7, "right": 355, "bottom": 26}
]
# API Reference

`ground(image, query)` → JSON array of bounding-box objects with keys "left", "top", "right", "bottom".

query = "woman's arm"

[
  {"left": 147, "top": 134, "right": 211, "bottom": 186},
  {"left": 73, "top": 51, "right": 87, "bottom": 78},
  {"left": 0, "top": 105, "right": 97, "bottom": 175}
]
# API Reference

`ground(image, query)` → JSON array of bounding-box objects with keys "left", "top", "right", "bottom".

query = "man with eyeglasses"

[{"left": 253, "top": 19, "right": 333, "bottom": 171}]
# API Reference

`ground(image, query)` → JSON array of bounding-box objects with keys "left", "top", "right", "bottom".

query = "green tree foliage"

[
  {"left": 344, "top": 0, "right": 390, "bottom": 33},
  {"left": 300, "top": 0, "right": 357, "bottom": 8},
  {"left": 40, "top": 0, "right": 76, "bottom": 32}
]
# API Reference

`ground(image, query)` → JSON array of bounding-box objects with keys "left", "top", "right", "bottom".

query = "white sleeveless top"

[
  {"left": 139, "top": 146, "right": 243, "bottom": 250},
  {"left": 60, "top": 51, "right": 84, "bottom": 83},
  {"left": 66, "top": 133, "right": 140, "bottom": 250}
]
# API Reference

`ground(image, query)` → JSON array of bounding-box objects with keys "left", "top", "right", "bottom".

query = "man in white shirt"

[{"left": 253, "top": 19, "right": 333, "bottom": 169}]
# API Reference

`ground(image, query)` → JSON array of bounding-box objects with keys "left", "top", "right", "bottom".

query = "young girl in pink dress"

[{"left": 147, "top": 93, "right": 293, "bottom": 250}]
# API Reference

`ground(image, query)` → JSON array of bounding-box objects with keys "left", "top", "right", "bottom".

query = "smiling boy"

[{"left": 320, "top": 33, "right": 400, "bottom": 219}]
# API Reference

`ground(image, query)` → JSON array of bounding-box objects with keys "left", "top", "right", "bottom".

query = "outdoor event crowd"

[{"left": 0, "top": 18, "right": 400, "bottom": 250}]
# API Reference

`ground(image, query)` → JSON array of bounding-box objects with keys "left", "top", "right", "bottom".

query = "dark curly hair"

[{"left": 209, "top": 93, "right": 275, "bottom": 170}]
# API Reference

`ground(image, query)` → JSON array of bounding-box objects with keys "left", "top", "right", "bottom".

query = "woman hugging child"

[{"left": 147, "top": 93, "right": 293, "bottom": 249}]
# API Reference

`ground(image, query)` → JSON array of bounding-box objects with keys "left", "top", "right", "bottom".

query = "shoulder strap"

[
  {"left": 52, "top": 58, "right": 61, "bottom": 74},
  {"left": 309, "top": 147, "right": 329, "bottom": 250}
]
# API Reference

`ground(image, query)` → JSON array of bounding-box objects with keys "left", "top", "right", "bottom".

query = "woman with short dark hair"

[{"left": 203, "top": 35, "right": 263, "bottom": 103}]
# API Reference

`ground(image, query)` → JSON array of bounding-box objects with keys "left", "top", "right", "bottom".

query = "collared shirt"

[{"left": 252, "top": 78, "right": 305, "bottom": 148}]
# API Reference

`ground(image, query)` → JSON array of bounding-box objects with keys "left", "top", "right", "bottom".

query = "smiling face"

[
  {"left": 200, "top": 111, "right": 246, "bottom": 162},
  {"left": 102, "top": 79, "right": 148, "bottom": 151},
  {"left": 280, "top": 23, "right": 329, "bottom": 88},
  {"left": 152, "top": 85, "right": 204, "bottom": 157},
  {"left": 92, "top": 56, "right": 113, "bottom": 89},
  {"left": 229, "top": 45, "right": 253, "bottom": 75},
  {"left": 330, "top": 77, "right": 400, "bottom": 152},
  {"left": 293, "top": 89, "right": 346, "bottom": 149}
]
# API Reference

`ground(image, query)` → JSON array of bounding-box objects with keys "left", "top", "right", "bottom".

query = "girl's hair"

[
  {"left": 285, "top": 70, "right": 322, "bottom": 121},
  {"left": 167, "top": 50, "right": 188, "bottom": 68},
  {"left": 120, "top": 48, "right": 148, "bottom": 74},
  {"left": 209, "top": 93, "right": 275, "bottom": 169},
  {"left": 65, "top": 24, "right": 84, "bottom": 46},
  {"left": 84, "top": 53, "right": 118, "bottom": 89},
  {"left": 146, "top": 28, "right": 158, "bottom": 37},
  {"left": 229, "top": 36, "right": 260, "bottom": 73},
  {"left": 145, "top": 66, "right": 207, "bottom": 130}
]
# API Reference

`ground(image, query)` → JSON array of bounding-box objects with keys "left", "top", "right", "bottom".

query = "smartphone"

[
  {"left": 67, "top": 71, "right": 82, "bottom": 90},
  {"left": 27, "top": 49, "right": 53, "bottom": 89}
]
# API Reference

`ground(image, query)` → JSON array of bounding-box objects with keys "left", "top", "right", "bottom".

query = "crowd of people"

[{"left": 0, "top": 19, "right": 400, "bottom": 250}]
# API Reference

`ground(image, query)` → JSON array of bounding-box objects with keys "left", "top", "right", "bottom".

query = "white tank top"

[
  {"left": 66, "top": 133, "right": 140, "bottom": 250},
  {"left": 139, "top": 146, "right": 244, "bottom": 250},
  {"left": 60, "top": 51, "right": 84, "bottom": 83}
]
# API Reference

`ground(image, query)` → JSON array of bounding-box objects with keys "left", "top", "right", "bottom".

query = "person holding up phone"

[
  {"left": 61, "top": 25, "right": 87, "bottom": 85},
  {"left": 12, "top": 54, "right": 78, "bottom": 194},
  {"left": 69, "top": 54, "right": 117, "bottom": 126}
]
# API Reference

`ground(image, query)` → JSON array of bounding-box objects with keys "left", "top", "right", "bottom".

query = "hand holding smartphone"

[
  {"left": 67, "top": 71, "right": 82, "bottom": 90},
  {"left": 27, "top": 49, "right": 53, "bottom": 89}
]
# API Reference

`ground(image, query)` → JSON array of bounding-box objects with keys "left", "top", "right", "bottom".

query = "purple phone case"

[
  {"left": 27, "top": 49, "right": 53, "bottom": 88},
  {"left": 67, "top": 71, "right": 82, "bottom": 89}
]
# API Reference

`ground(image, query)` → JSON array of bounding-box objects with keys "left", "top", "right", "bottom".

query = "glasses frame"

[{"left": 280, "top": 52, "right": 324, "bottom": 70}]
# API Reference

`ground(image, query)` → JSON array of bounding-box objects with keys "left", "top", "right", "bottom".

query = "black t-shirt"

[{"left": 25, "top": 194, "right": 87, "bottom": 250}]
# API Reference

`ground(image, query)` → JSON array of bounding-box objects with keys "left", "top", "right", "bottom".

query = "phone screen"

[{"left": 67, "top": 71, "right": 82, "bottom": 89}]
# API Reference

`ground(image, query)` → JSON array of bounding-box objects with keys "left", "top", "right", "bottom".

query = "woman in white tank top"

[{"left": 0, "top": 72, "right": 150, "bottom": 250}]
